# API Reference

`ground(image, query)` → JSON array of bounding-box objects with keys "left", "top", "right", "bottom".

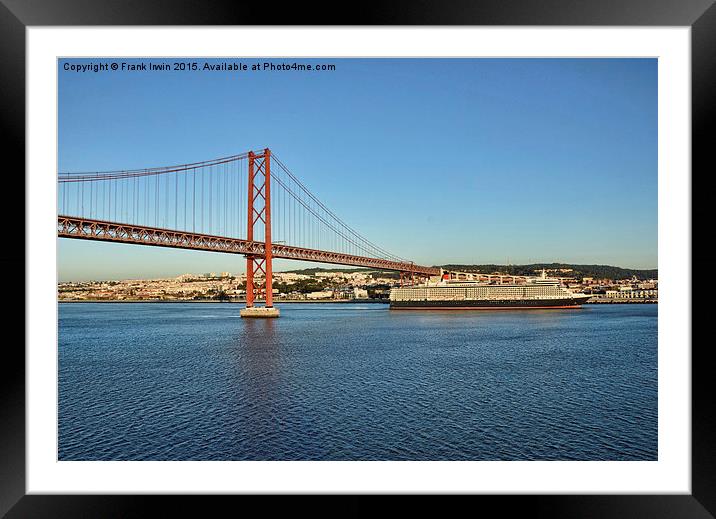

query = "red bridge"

[{"left": 58, "top": 148, "right": 439, "bottom": 316}]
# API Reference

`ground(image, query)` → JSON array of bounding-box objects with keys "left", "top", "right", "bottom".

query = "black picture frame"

[{"left": 3, "top": 0, "right": 711, "bottom": 514}]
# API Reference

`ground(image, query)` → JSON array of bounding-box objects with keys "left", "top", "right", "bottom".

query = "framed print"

[{"left": 4, "top": 0, "right": 713, "bottom": 514}]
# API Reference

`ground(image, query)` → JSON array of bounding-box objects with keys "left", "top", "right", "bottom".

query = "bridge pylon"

[{"left": 240, "top": 148, "right": 280, "bottom": 318}]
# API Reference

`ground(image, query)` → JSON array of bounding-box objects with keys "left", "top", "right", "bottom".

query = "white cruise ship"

[{"left": 389, "top": 269, "right": 591, "bottom": 309}]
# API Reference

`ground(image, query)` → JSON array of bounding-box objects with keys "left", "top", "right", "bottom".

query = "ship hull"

[{"left": 390, "top": 296, "right": 591, "bottom": 310}]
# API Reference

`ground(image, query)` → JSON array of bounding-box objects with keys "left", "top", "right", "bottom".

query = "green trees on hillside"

[{"left": 439, "top": 263, "right": 657, "bottom": 280}]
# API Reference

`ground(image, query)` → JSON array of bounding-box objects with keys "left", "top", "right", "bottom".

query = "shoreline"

[
  {"left": 58, "top": 298, "right": 388, "bottom": 304},
  {"left": 57, "top": 298, "right": 656, "bottom": 305},
  {"left": 586, "top": 299, "right": 658, "bottom": 304}
]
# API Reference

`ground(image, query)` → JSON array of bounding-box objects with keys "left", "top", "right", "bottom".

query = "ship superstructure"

[{"left": 389, "top": 269, "right": 591, "bottom": 309}]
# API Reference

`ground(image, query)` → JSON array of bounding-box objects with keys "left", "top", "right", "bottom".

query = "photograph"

[
  {"left": 3, "top": 2, "right": 709, "bottom": 512},
  {"left": 56, "top": 57, "right": 659, "bottom": 462}
]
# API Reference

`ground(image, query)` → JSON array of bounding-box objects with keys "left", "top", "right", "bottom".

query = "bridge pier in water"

[{"left": 240, "top": 148, "right": 280, "bottom": 318}]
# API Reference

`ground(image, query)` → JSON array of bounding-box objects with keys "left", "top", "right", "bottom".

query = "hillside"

[
  {"left": 281, "top": 263, "right": 656, "bottom": 280},
  {"left": 439, "top": 263, "right": 657, "bottom": 280}
]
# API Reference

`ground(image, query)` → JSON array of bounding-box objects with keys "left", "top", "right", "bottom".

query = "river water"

[{"left": 58, "top": 302, "right": 657, "bottom": 460}]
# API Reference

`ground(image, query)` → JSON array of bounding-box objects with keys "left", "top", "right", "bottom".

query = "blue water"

[{"left": 58, "top": 303, "right": 657, "bottom": 460}]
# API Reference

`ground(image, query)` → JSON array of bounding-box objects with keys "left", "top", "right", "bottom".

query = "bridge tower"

[{"left": 240, "top": 148, "right": 280, "bottom": 318}]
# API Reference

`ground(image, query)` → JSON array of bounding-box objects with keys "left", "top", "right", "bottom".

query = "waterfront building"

[
  {"left": 306, "top": 291, "right": 333, "bottom": 300},
  {"left": 352, "top": 288, "right": 369, "bottom": 299}
]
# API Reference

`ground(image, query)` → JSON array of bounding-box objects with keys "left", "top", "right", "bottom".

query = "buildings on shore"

[
  {"left": 57, "top": 270, "right": 393, "bottom": 302},
  {"left": 557, "top": 273, "right": 658, "bottom": 303},
  {"left": 58, "top": 269, "right": 657, "bottom": 303}
]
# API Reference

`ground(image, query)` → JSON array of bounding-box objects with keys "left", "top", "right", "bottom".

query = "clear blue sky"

[{"left": 58, "top": 58, "right": 657, "bottom": 282}]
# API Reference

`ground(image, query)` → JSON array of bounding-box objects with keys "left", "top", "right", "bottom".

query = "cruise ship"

[{"left": 389, "top": 269, "right": 591, "bottom": 310}]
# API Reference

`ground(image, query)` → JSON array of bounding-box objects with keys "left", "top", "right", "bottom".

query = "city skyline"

[{"left": 58, "top": 58, "right": 657, "bottom": 282}]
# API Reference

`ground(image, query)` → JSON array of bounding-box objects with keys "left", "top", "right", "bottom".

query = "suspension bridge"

[{"left": 57, "top": 148, "right": 441, "bottom": 317}]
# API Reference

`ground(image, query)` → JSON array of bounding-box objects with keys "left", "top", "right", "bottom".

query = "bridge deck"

[{"left": 58, "top": 216, "right": 440, "bottom": 276}]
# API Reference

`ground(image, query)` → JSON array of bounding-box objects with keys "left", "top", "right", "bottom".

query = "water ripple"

[{"left": 58, "top": 302, "right": 657, "bottom": 460}]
